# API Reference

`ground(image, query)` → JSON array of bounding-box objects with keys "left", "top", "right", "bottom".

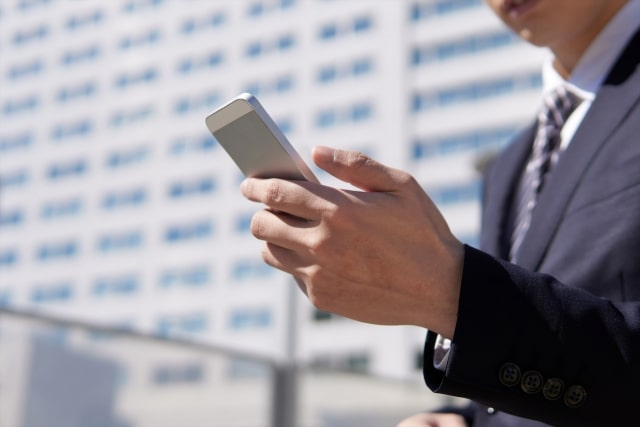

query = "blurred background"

[{"left": 0, "top": 0, "right": 547, "bottom": 426}]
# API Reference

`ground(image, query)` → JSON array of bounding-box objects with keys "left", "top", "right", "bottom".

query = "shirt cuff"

[{"left": 433, "top": 334, "right": 452, "bottom": 371}]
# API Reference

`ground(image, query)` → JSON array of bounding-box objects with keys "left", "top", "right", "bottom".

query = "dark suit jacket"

[{"left": 422, "top": 28, "right": 640, "bottom": 427}]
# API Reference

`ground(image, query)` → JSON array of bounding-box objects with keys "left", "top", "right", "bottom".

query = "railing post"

[
  {"left": 271, "top": 278, "right": 301, "bottom": 427},
  {"left": 271, "top": 362, "right": 297, "bottom": 427}
]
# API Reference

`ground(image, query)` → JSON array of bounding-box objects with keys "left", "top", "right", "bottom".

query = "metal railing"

[{"left": 0, "top": 306, "right": 459, "bottom": 427}]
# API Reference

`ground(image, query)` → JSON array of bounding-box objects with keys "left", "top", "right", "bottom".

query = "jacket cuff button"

[
  {"left": 564, "top": 385, "right": 587, "bottom": 408},
  {"left": 520, "top": 370, "right": 544, "bottom": 394},
  {"left": 498, "top": 363, "right": 521, "bottom": 387},
  {"left": 542, "top": 378, "right": 564, "bottom": 400}
]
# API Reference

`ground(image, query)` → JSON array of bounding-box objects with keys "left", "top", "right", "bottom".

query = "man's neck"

[{"left": 550, "top": 0, "right": 627, "bottom": 78}]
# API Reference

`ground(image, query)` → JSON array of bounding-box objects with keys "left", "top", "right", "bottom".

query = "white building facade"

[{"left": 0, "top": 0, "right": 546, "bottom": 383}]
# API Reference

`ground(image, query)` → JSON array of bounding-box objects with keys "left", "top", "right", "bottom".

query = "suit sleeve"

[{"left": 423, "top": 245, "right": 640, "bottom": 427}]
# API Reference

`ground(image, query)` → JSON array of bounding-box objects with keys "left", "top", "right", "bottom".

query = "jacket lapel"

[
  {"left": 514, "top": 28, "right": 640, "bottom": 271},
  {"left": 481, "top": 125, "right": 536, "bottom": 259}
]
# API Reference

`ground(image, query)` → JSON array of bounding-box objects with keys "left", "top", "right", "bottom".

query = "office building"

[{"left": 0, "top": 0, "right": 546, "bottom": 383}]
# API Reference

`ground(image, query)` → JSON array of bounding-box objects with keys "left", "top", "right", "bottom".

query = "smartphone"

[{"left": 205, "top": 93, "right": 319, "bottom": 183}]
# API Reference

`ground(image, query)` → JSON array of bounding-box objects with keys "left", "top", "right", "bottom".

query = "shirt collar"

[{"left": 542, "top": 0, "right": 640, "bottom": 100}]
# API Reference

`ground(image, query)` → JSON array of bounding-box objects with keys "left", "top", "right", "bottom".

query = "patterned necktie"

[{"left": 509, "top": 86, "right": 579, "bottom": 262}]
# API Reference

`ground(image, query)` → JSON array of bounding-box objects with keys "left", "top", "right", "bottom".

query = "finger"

[
  {"left": 250, "top": 208, "right": 314, "bottom": 250},
  {"left": 261, "top": 241, "right": 311, "bottom": 277},
  {"left": 241, "top": 178, "right": 325, "bottom": 220},
  {"left": 312, "top": 146, "right": 410, "bottom": 192}
]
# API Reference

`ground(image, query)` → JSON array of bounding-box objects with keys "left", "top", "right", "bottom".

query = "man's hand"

[{"left": 240, "top": 146, "right": 464, "bottom": 338}]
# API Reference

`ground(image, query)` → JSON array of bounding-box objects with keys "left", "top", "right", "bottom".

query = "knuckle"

[
  {"left": 265, "top": 180, "right": 285, "bottom": 205},
  {"left": 397, "top": 172, "right": 417, "bottom": 187},
  {"left": 345, "top": 151, "right": 370, "bottom": 169},
  {"left": 307, "top": 232, "right": 329, "bottom": 257}
]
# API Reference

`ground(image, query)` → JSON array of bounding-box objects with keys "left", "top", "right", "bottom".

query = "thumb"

[{"left": 312, "top": 146, "right": 406, "bottom": 192}]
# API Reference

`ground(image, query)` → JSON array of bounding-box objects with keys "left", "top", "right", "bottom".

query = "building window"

[
  {"left": 318, "top": 23, "right": 338, "bottom": 40},
  {"left": 93, "top": 274, "right": 140, "bottom": 297},
  {"left": 351, "top": 102, "right": 372, "bottom": 122},
  {"left": 231, "top": 259, "right": 275, "bottom": 282},
  {"left": 0, "top": 169, "right": 29, "bottom": 190},
  {"left": 412, "top": 126, "right": 518, "bottom": 159},
  {"left": 228, "top": 308, "right": 272, "bottom": 330},
  {"left": 317, "top": 66, "right": 337, "bottom": 83},
  {"left": 0, "top": 131, "right": 33, "bottom": 153},
  {"left": 7, "top": 59, "right": 44, "bottom": 80},
  {"left": 247, "top": 2, "right": 264, "bottom": 17},
  {"left": 31, "top": 282, "right": 75, "bottom": 303},
  {"left": 315, "top": 101, "right": 374, "bottom": 129},
  {"left": 47, "top": 159, "right": 88, "bottom": 181},
  {"left": 12, "top": 23, "right": 50, "bottom": 45},
  {"left": 180, "top": 11, "right": 227, "bottom": 35},
  {"left": 56, "top": 81, "right": 98, "bottom": 103},
  {"left": 173, "top": 91, "right": 220, "bottom": 115},
  {"left": 169, "top": 133, "right": 217, "bottom": 156},
  {"left": 316, "top": 57, "right": 373, "bottom": 85},
  {"left": 353, "top": 16, "right": 372, "bottom": 33},
  {"left": 177, "top": 51, "right": 225, "bottom": 75},
  {"left": 122, "top": 0, "right": 165, "bottom": 14},
  {"left": 109, "top": 105, "right": 154, "bottom": 128},
  {"left": 156, "top": 312, "right": 208, "bottom": 337},
  {"left": 97, "top": 230, "right": 144, "bottom": 253},
  {"left": 65, "top": 9, "right": 105, "bottom": 30},
  {"left": 114, "top": 67, "right": 159, "bottom": 89},
  {"left": 60, "top": 44, "right": 102, "bottom": 66},
  {"left": 102, "top": 187, "right": 148, "bottom": 210},
  {"left": 17, "top": 0, "right": 54, "bottom": 12},
  {"left": 352, "top": 58, "right": 373, "bottom": 76},
  {"left": 105, "top": 145, "right": 150, "bottom": 169},
  {"left": 0, "top": 209, "right": 25, "bottom": 228},
  {"left": 246, "top": 0, "right": 296, "bottom": 18},
  {"left": 2, "top": 94, "right": 39, "bottom": 116},
  {"left": 50, "top": 119, "right": 94, "bottom": 141},
  {"left": 411, "top": 30, "right": 519, "bottom": 66},
  {"left": 245, "top": 33, "right": 297, "bottom": 59},
  {"left": 159, "top": 265, "right": 211, "bottom": 289},
  {"left": 0, "top": 249, "right": 19, "bottom": 268},
  {"left": 36, "top": 240, "right": 79, "bottom": 261},
  {"left": 167, "top": 176, "right": 216, "bottom": 199},
  {"left": 164, "top": 220, "right": 213, "bottom": 243},
  {"left": 278, "top": 34, "right": 295, "bottom": 50},
  {"left": 41, "top": 197, "right": 84, "bottom": 220},
  {"left": 411, "top": 72, "right": 542, "bottom": 112},
  {"left": 428, "top": 180, "right": 481, "bottom": 206},
  {"left": 410, "top": 0, "right": 483, "bottom": 22},
  {"left": 318, "top": 15, "right": 373, "bottom": 42},
  {"left": 118, "top": 29, "right": 162, "bottom": 50},
  {"left": 243, "top": 74, "right": 295, "bottom": 96},
  {"left": 316, "top": 110, "right": 337, "bottom": 128}
]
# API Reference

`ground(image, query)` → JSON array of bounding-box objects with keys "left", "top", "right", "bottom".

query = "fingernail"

[{"left": 313, "top": 145, "right": 335, "bottom": 162}]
